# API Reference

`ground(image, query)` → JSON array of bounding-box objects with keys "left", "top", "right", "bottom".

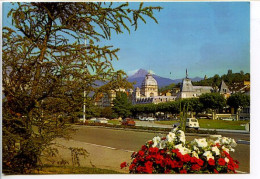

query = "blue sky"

[{"left": 2, "top": 2, "right": 250, "bottom": 79}]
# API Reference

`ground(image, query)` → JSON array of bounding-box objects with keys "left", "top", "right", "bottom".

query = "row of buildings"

[
  {"left": 94, "top": 71, "right": 250, "bottom": 120},
  {"left": 95, "top": 70, "right": 239, "bottom": 107}
]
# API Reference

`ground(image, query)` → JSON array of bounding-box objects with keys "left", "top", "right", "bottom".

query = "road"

[{"left": 51, "top": 126, "right": 250, "bottom": 173}]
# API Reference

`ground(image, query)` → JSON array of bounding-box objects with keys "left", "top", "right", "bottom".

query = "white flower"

[
  {"left": 152, "top": 136, "right": 161, "bottom": 148},
  {"left": 195, "top": 138, "right": 208, "bottom": 148},
  {"left": 214, "top": 139, "right": 220, "bottom": 145},
  {"left": 179, "top": 136, "right": 186, "bottom": 144},
  {"left": 230, "top": 148, "right": 235, "bottom": 152},
  {"left": 211, "top": 146, "right": 220, "bottom": 155},
  {"left": 172, "top": 127, "right": 178, "bottom": 133},
  {"left": 159, "top": 140, "right": 166, "bottom": 149},
  {"left": 174, "top": 144, "right": 190, "bottom": 155},
  {"left": 230, "top": 139, "right": 237, "bottom": 147},
  {"left": 222, "top": 146, "right": 229, "bottom": 153},
  {"left": 203, "top": 151, "right": 214, "bottom": 161},
  {"left": 166, "top": 132, "right": 176, "bottom": 143},
  {"left": 221, "top": 137, "right": 231, "bottom": 145},
  {"left": 225, "top": 157, "right": 229, "bottom": 163},
  {"left": 193, "top": 146, "right": 199, "bottom": 151},
  {"left": 192, "top": 151, "right": 199, "bottom": 158}
]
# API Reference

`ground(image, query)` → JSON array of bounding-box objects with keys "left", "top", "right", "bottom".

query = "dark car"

[{"left": 121, "top": 118, "right": 135, "bottom": 126}]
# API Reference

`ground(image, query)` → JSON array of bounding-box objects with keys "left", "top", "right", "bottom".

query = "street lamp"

[{"left": 83, "top": 39, "right": 87, "bottom": 124}]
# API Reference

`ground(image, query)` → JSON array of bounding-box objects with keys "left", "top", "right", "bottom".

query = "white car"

[
  {"left": 89, "top": 117, "right": 97, "bottom": 121},
  {"left": 186, "top": 118, "right": 199, "bottom": 129},
  {"left": 95, "top": 118, "right": 108, "bottom": 124},
  {"left": 146, "top": 117, "right": 155, "bottom": 121},
  {"left": 140, "top": 117, "right": 147, "bottom": 121},
  {"left": 222, "top": 117, "right": 235, "bottom": 121}
]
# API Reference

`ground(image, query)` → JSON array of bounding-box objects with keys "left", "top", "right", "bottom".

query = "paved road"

[{"left": 50, "top": 126, "right": 250, "bottom": 173}]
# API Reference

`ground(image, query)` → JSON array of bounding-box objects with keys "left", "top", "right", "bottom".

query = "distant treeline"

[{"left": 159, "top": 70, "right": 250, "bottom": 93}]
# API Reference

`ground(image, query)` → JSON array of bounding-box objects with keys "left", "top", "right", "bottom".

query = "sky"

[
  {"left": 105, "top": 2, "right": 250, "bottom": 79},
  {"left": 2, "top": 2, "right": 250, "bottom": 79}
]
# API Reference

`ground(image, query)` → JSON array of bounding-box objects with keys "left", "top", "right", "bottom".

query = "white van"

[{"left": 186, "top": 118, "right": 199, "bottom": 129}]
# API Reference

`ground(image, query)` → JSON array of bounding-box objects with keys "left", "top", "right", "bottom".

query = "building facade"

[{"left": 133, "top": 72, "right": 176, "bottom": 104}]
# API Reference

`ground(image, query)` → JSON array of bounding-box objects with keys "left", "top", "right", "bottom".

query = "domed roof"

[{"left": 142, "top": 73, "right": 158, "bottom": 86}]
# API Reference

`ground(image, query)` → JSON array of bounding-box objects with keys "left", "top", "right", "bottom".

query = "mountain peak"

[{"left": 129, "top": 69, "right": 148, "bottom": 78}]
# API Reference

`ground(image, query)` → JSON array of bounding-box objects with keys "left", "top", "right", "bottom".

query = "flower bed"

[{"left": 121, "top": 127, "right": 239, "bottom": 174}]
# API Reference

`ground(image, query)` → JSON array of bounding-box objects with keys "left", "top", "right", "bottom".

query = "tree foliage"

[
  {"left": 112, "top": 92, "right": 132, "bottom": 118},
  {"left": 2, "top": 2, "right": 162, "bottom": 173},
  {"left": 199, "top": 93, "right": 226, "bottom": 112},
  {"left": 227, "top": 93, "right": 250, "bottom": 113}
]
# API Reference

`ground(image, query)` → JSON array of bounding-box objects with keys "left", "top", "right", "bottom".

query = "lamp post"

[{"left": 83, "top": 39, "right": 87, "bottom": 124}]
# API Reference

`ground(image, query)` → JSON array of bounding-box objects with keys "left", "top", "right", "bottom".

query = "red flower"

[
  {"left": 164, "top": 169, "right": 171, "bottom": 174},
  {"left": 164, "top": 158, "right": 172, "bottom": 166},
  {"left": 208, "top": 158, "right": 215, "bottom": 166},
  {"left": 141, "top": 145, "right": 147, "bottom": 151},
  {"left": 177, "top": 152, "right": 184, "bottom": 161},
  {"left": 145, "top": 155, "right": 152, "bottom": 161},
  {"left": 129, "top": 164, "right": 135, "bottom": 171},
  {"left": 180, "top": 169, "right": 187, "bottom": 174},
  {"left": 196, "top": 158, "right": 204, "bottom": 166},
  {"left": 227, "top": 164, "right": 234, "bottom": 171},
  {"left": 133, "top": 158, "right": 138, "bottom": 164},
  {"left": 214, "top": 169, "right": 219, "bottom": 173},
  {"left": 191, "top": 164, "right": 201, "bottom": 171},
  {"left": 218, "top": 158, "right": 226, "bottom": 166},
  {"left": 170, "top": 160, "right": 178, "bottom": 168},
  {"left": 190, "top": 157, "right": 197, "bottom": 163},
  {"left": 172, "top": 149, "right": 179, "bottom": 153},
  {"left": 161, "top": 137, "right": 166, "bottom": 140},
  {"left": 149, "top": 147, "right": 159, "bottom": 154},
  {"left": 145, "top": 161, "right": 153, "bottom": 174},
  {"left": 120, "top": 162, "right": 127, "bottom": 169},
  {"left": 138, "top": 150, "right": 145, "bottom": 157},
  {"left": 177, "top": 161, "right": 183, "bottom": 168},
  {"left": 183, "top": 154, "right": 191, "bottom": 162},
  {"left": 148, "top": 141, "right": 153, "bottom": 145},
  {"left": 160, "top": 149, "right": 165, "bottom": 154}
]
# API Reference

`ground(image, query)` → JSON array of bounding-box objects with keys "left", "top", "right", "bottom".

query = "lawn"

[
  {"left": 198, "top": 119, "right": 248, "bottom": 130},
  {"left": 155, "top": 119, "right": 248, "bottom": 130},
  {"left": 107, "top": 120, "right": 121, "bottom": 125},
  {"left": 32, "top": 165, "right": 123, "bottom": 174}
]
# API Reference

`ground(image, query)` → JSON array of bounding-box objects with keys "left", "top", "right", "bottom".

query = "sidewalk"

[{"left": 43, "top": 138, "right": 131, "bottom": 173}]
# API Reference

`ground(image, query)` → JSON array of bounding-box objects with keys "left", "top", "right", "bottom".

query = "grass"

[
  {"left": 32, "top": 165, "right": 123, "bottom": 174},
  {"left": 198, "top": 119, "right": 248, "bottom": 130},
  {"left": 107, "top": 120, "right": 120, "bottom": 125},
  {"left": 155, "top": 119, "right": 248, "bottom": 130}
]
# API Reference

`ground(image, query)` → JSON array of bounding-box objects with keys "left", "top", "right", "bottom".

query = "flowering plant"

[{"left": 121, "top": 127, "right": 239, "bottom": 174}]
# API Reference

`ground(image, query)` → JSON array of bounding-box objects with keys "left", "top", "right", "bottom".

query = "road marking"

[
  {"left": 236, "top": 170, "right": 248, "bottom": 174},
  {"left": 69, "top": 139, "right": 135, "bottom": 153}
]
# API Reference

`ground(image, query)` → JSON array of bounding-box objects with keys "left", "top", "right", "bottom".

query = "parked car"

[
  {"left": 146, "top": 117, "right": 155, "bottom": 121},
  {"left": 221, "top": 117, "right": 235, "bottom": 121},
  {"left": 89, "top": 117, "right": 97, "bottom": 121},
  {"left": 139, "top": 117, "right": 147, "bottom": 121},
  {"left": 186, "top": 118, "right": 199, "bottom": 129},
  {"left": 95, "top": 118, "right": 108, "bottom": 124},
  {"left": 121, "top": 118, "right": 136, "bottom": 126}
]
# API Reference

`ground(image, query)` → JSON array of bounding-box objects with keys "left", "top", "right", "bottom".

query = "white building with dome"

[{"left": 133, "top": 72, "right": 176, "bottom": 104}]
